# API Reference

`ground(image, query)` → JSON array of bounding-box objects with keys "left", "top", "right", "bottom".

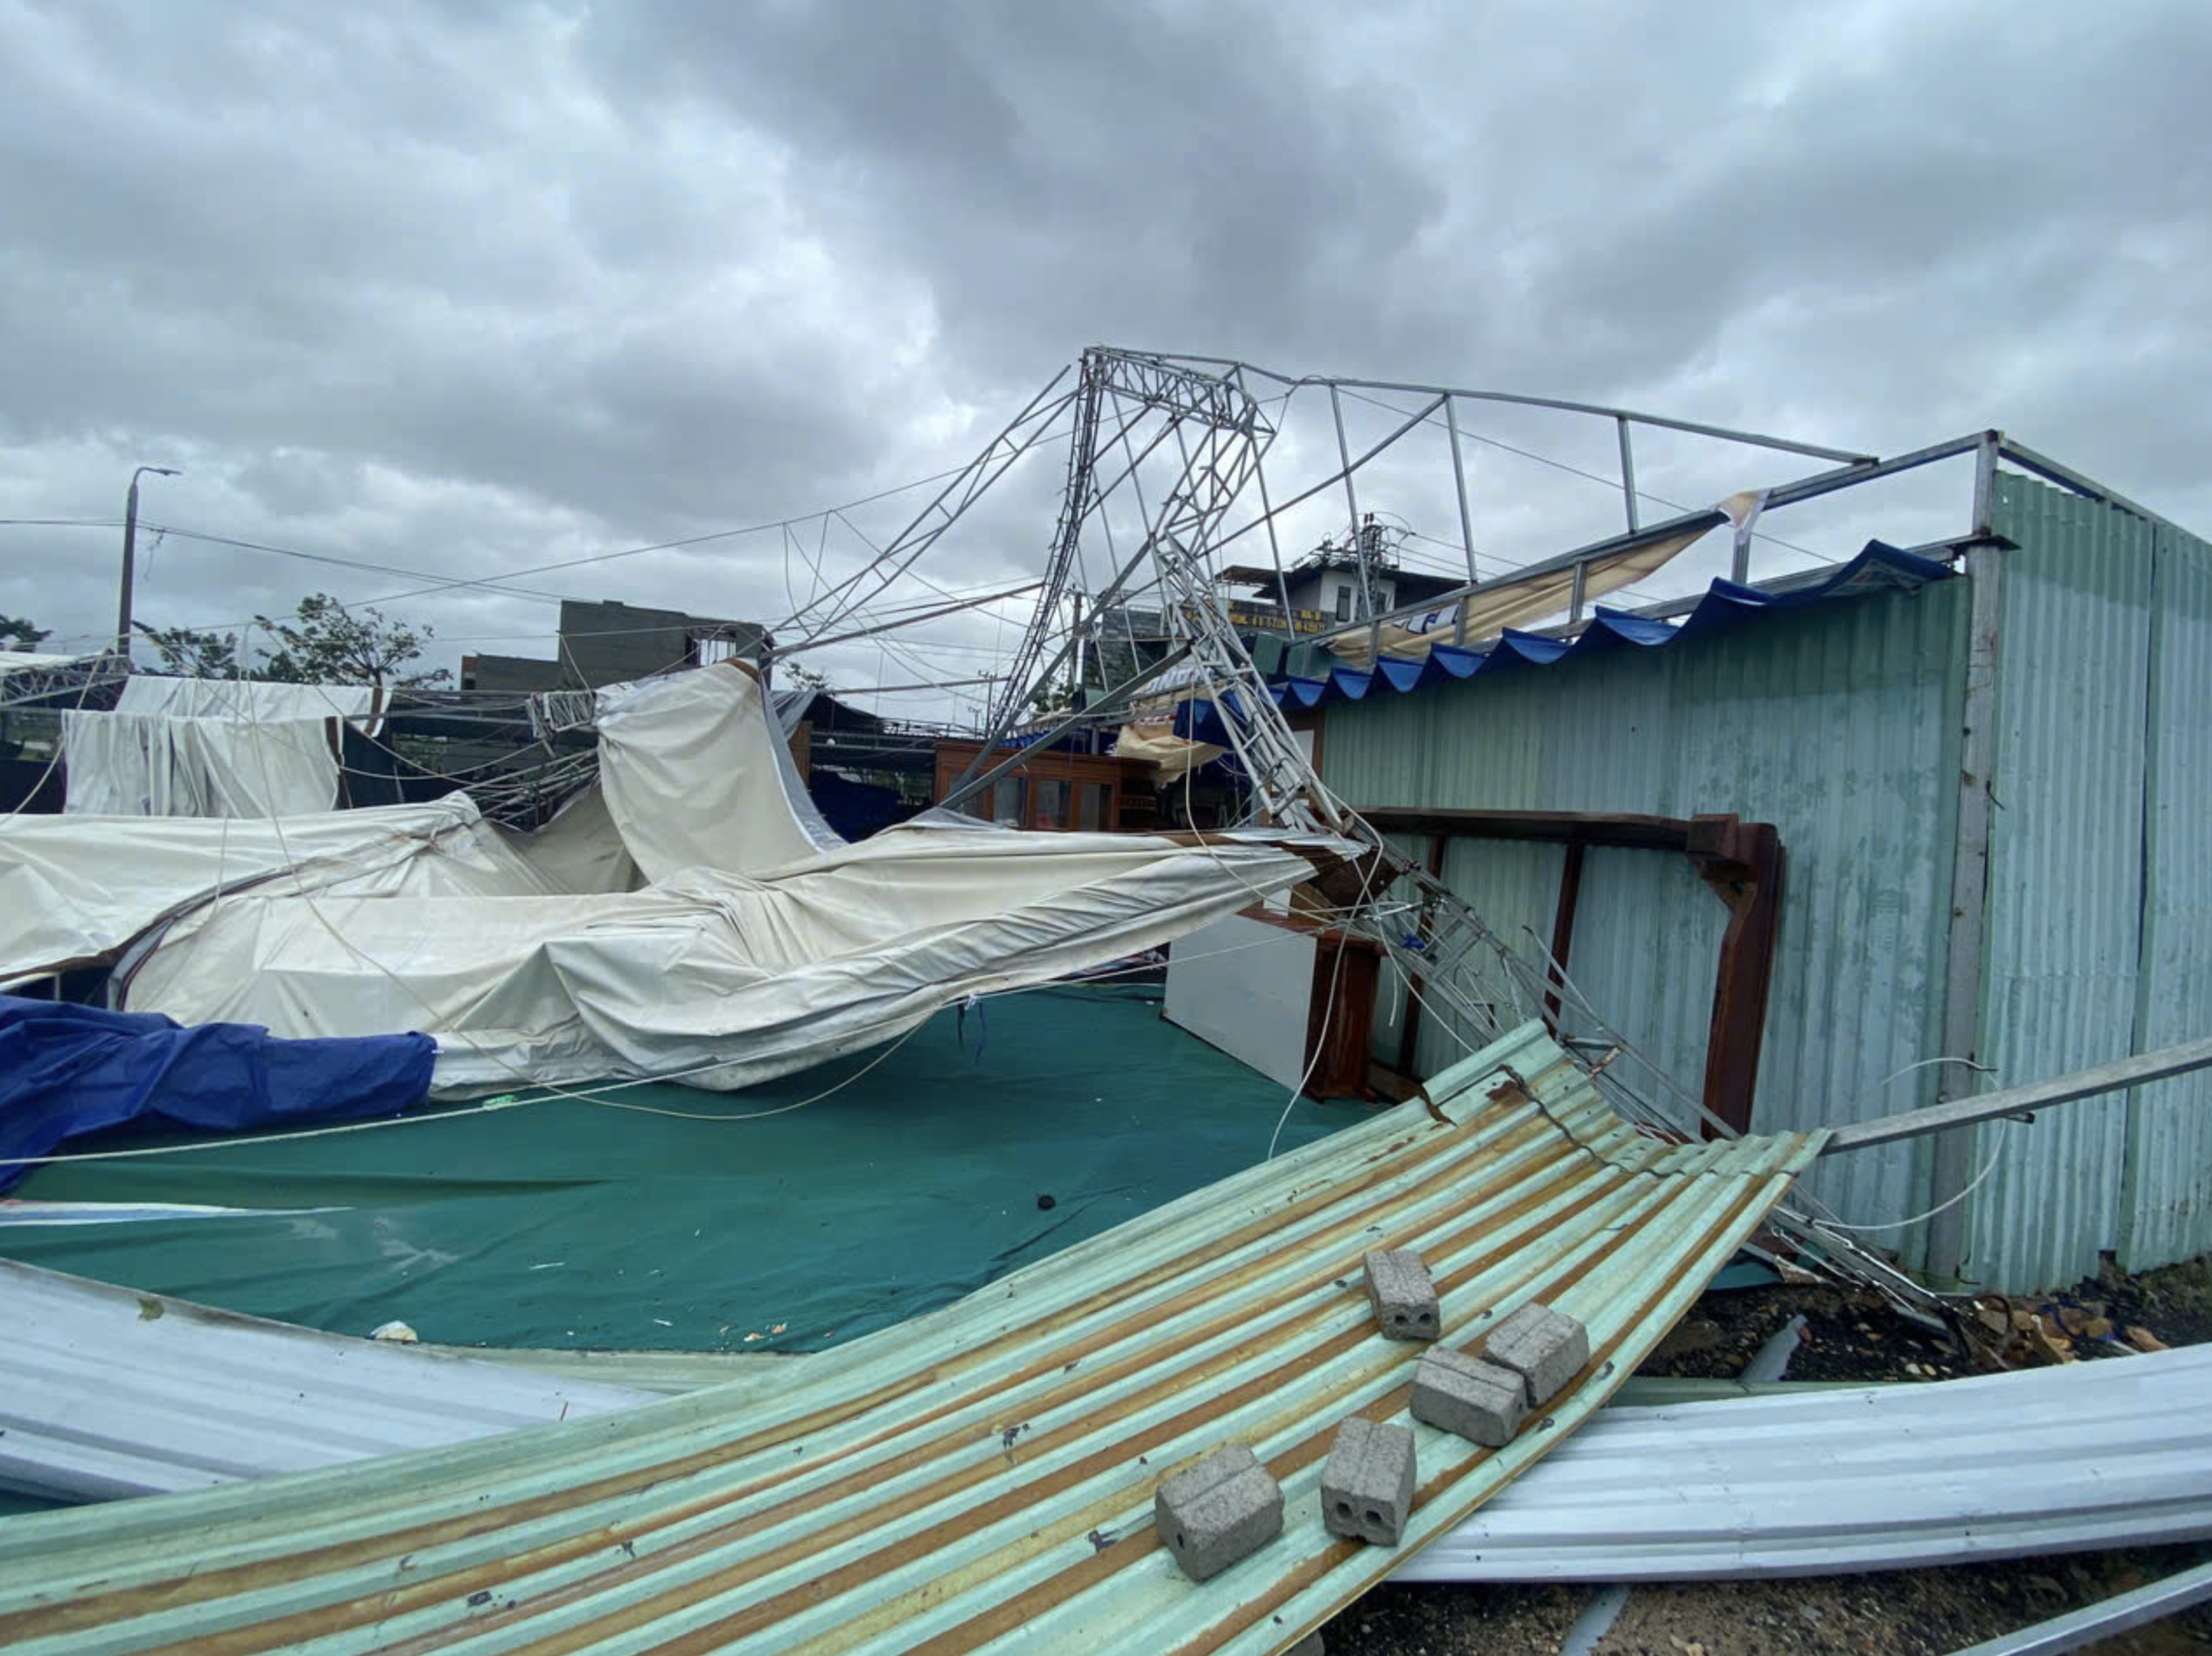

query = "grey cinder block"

[
  {"left": 1409, "top": 1345, "right": 1528, "bottom": 1446},
  {"left": 1286, "top": 1633, "right": 1326, "bottom": 1656},
  {"left": 1361, "top": 1248, "right": 1441, "bottom": 1341},
  {"left": 1484, "top": 1301, "right": 1590, "bottom": 1405},
  {"left": 1154, "top": 1444, "right": 1284, "bottom": 1582},
  {"left": 1320, "top": 1416, "right": 1417, "bottom": 1546}
]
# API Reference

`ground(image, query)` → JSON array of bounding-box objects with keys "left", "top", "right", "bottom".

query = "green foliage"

[
  {"left": 1027, "top": 677, "right": 1075, "bottom": 717},
  {"left": 783, "top": 662, "right": 832, "bottom": 693},
  {"left": 134, "top": 593, "right": 451, "bottom": 687},
  {"left": 134, "top": 621, "right": 243, "bottom": 679},
  {"left": 250, "top": 592, "right": 451, "bottom": 687},
  {"left": 0, "top": 613, "right": 51, "bottom": 651}
]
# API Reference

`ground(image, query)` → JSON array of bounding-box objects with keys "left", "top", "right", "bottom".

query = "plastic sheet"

[
  {"left": 0, "top": 996, "right": 432, "bottom": 1193},
  {"left": 1, "top": 989, "right": 1355, "bottom": 1350}
]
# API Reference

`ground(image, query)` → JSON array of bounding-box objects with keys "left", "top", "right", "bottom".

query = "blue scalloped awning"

[{"left": 1175, "top": 540, "right": 1953, "bottom": 742}]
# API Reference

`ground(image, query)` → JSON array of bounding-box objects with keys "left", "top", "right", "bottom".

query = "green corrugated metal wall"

[
  {"left": 1321, "top": 475, "right": 2212, "bottom": 1292},
  {"left": 1320, "top": 580, "right": 1967, "bottom": 1254},
  {"left": 1969, "top": 475, "right": 2212, "bottom": 1288}
]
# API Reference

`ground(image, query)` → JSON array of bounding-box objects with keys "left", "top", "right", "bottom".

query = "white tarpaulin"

[
  {"left": 61, "top": 710, "right": 340, "bottom": 818},
  {"left": 1112, "top": 721, "right": 1225, "bottom": 779},
  {"left": 114, "top": 677, "right": 379, "bottom": 721},
  {"left": 598, "top": 666, "right": 840, "bottom": 877},
  {"left": 498, "top": 783, "right": 640, "bottom": 896},
  {"left": 0, "top": 797, "right": 491, "bottom": 981},
  {"left": 123, "top": 663, "right": 1361, "bottom": 1094}
]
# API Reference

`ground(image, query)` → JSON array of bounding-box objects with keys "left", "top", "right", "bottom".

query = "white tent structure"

[{"left": 3, "top": 663, "right": 1360, "bottom": 1095}]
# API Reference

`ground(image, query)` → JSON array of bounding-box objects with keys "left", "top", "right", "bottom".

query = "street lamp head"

[{"left": 149, "top": 466, "right": 181, "bottom": 477}]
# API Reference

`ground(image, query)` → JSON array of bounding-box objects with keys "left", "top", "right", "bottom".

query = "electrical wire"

[{"left": 1808, "top": 1121, "right": 2010, "bottom": 1235}]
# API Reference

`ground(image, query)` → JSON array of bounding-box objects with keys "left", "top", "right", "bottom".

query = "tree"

[
  {"left": 782, "top": 662, "right": 832, "bottom": 693},
  {"left": 0, "top": 614, "right": 50, "bottom": 651},
  {"left": 1027, "top": 676, "right": 1077, "bottom": 718},
  {"left": 134, "top": 621, "right": 244, "bottom": 679},
  {"left": 251, "top": 593, "right": 451, "bottom": 687}
]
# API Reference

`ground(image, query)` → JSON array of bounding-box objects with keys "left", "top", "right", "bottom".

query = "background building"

[{"left": 461, "top": 599, "right": 768, "bottom": 692}]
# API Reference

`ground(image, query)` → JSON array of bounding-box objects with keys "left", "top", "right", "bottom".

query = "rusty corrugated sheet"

[{"left": 0, "top": 1019, "right": 1820, "bottom": 1656}]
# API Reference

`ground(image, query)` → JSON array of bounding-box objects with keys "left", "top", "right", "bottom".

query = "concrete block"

[
  {"left": 1409, "top": 1345, "right": 1528, "bottom": 1446},
  {"left": 1361, "top": 1248, "right": 1441, "bottom": 1341},
  {"left": 1484, "top": 1301, "right": 1590, "bottom": 1405},
  {"left": 1286, "top": 1634, "right": 1326, "bottom": 1656},
  {"left": 1155, "top": 1444, "right": 1284, "bottom": 1582},
  {"left": 1320, "top": 1416, "right": 1417, "bottom": 1546}
]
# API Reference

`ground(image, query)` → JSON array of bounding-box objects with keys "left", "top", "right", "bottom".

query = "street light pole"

[{"left": 116, "top": 465, "right": 181, "bottom": 661}]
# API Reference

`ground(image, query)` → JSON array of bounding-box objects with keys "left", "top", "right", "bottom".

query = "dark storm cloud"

[{"left": 3, "top": 0, "right": 2209, "bottom": 679}]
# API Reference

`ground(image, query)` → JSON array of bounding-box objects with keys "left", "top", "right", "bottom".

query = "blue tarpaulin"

[
  {"left": 0, "top": 997, "right": 433, "bottom": 1191},
  {"left": 1176, "top": 540, "right": 1955, "bottom": 744}
]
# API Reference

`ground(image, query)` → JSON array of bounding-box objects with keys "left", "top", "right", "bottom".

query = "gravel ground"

[
  {"left": 1312, "top": 1254, "right": 2212, "bottom": 1654},
  {"left": 1325, "top": 1547, "right": 2212, "bottom": 1655}
]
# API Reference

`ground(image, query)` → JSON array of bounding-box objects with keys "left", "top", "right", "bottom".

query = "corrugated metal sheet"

[
  {"left": 0, "top": 1021, "right": 1819, "bottom": 1656},
  {"left": 2122, "top": 521, "right": 2212, "bottom": 1270},
  {"left": 1321, "top": 580, "right": 1966, "bottom": 1247},
  {"left": 0, "top": 1262, "right": 654, "bottom": 1503},
  {"left": 1972, "top": 476, "right": 2157, "bottom": 1288},
  {"left": 32, "top": 1261, "right": 2202, "bottom": 1592},
  {"left": 1400, "top": 1343, "right": 2212, "bottom": 1581},
  {"left": 0, "top": 1269, "right": 1823, "bottom": 1508}
]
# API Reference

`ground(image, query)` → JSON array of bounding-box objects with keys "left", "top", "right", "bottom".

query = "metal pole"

[
  {"left": 115, "top": 465, "right": 179, "bottom": 661},
  {"left": 1251, "top": 447, "right": 1296, "bottom": 638},
  {"left": 1568, "top": 559, "right": 1589, "bottom": 627},
  {"left": 1615, "top": 417, "right": 1641, "bottom": 532},
  {"left": 1925, "top": 435, "right": 2008, "bottom": 1278},
  {"left": 1444, "top": 396, "right": 1476, "bottom": 645},
  {"left": 1328, "top": 384, "right": 1380, "bottom": 661},
  {"left": 115, "top": 479, "right": 139, "bottom": 660},
  {"left": 1093, "top": 347, "right": 1877, "bottom": 463},
  {"left": 1822, "top": 1032, "right": 2212, "bottom": 1155}
]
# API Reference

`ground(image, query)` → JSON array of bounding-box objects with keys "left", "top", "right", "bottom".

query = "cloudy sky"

[{"left": 3, "top": 0, "right": 2207, "bottom": 713}]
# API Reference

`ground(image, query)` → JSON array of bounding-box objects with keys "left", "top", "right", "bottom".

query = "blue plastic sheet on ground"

[{"left": 0, "top": 997, "right": 434, "bottom": 1193}]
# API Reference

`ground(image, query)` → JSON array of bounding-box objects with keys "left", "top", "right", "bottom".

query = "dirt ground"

[{"left": 1314, "top": 1255, "right": 2212, "bottom": 1654}]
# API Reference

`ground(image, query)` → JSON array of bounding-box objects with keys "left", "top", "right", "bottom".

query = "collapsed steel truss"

[{"left": 823, "top": 346, "right": 1940, "bottom": 1315}]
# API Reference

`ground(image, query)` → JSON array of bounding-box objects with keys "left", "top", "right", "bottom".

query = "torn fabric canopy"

[
  {"left": 1112, "top": 721, "right": 1226, "bottom": 779},
  {"left": 0, "top": 796, "right": 499, "bottom": 982},
  {"left": 118, "top": 663, "right": 1365, "bottom": 1094},
  {"left": 113, "top": 677, "right": 380, "bottom": 723},
  {"left": 61, "top": 710, "right": 341, "bottom": 818},
  {"left": 1325, "top": 520, "right": 1713, "bottom": 665}
]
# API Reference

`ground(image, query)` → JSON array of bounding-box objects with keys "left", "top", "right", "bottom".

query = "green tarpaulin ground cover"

[{"left": 3, "top": 987, "right": 1361, "bottom": 1356}]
